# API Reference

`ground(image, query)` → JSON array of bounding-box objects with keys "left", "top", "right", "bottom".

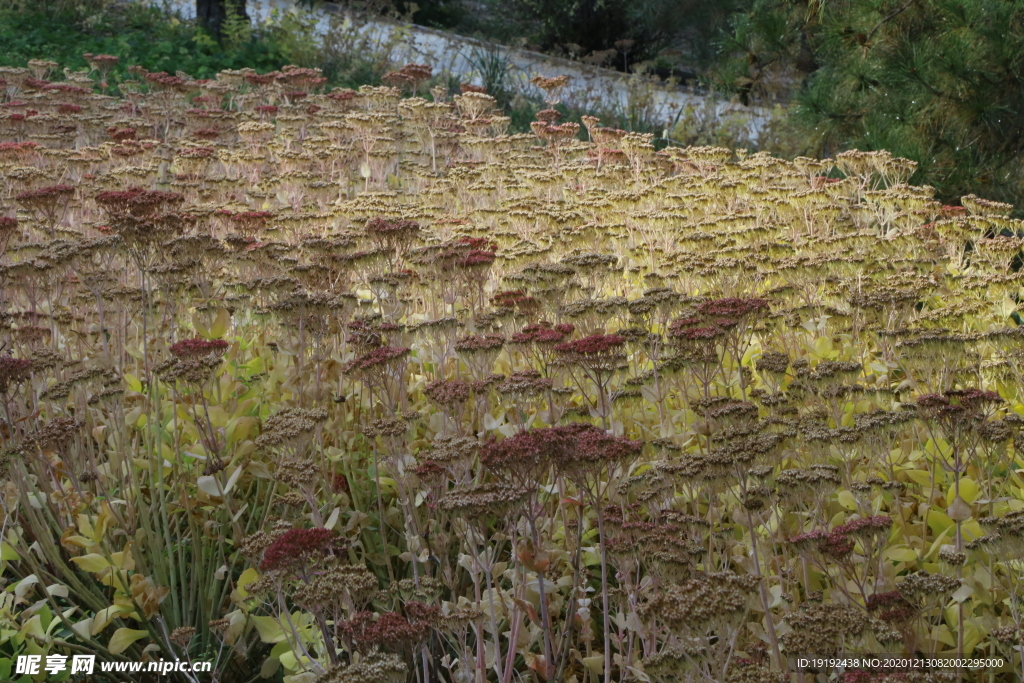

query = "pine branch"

[{"left": 866, "top": 0, "right": 919, "bottom": 43}]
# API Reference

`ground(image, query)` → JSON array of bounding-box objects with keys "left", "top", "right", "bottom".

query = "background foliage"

[
  {"left": 714, "top": 0, "right": 1024, "bottom": 208},
  {"left": 0, "top": 0, "right": 293, "bottom": 82}
]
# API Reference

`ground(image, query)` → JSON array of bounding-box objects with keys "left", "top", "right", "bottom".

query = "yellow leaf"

[
  {"left": 950, "top": 583, "right": 972, "bottom": 603},
  {"left": 108, "top": 627, "right": 149, "bottom": 655},
  {"left": 13, "top": 574, "right": 38, "bottom": 598},
  {"left": 325, "top": 507, "right": 341, "bottom": 530},
  {"left": 926, "top": 509, "right": 954, "bottom": 536},
  {"left": 904, "top": 469, "right": 932, "bottom": 487},
  {"left": 260, "top": 658, "right": 280, "bottom": 679},
  {"left": 210, "top": 308, "right": 231, "bottom": 339},
  {"left": 123, "top": 406, "right": 142, "bottom": 427},
  {"left": 70, "top": 554, "right": 111, "bottom": 573},
  {"left": 110, "top": 543, "right": 135, "bottom": 571},
  {"left": 91, "top": 605, "right": 131, "bottom": 635},
  {"left": 946, "top": 477, "right": 980, "bottom": 505},
  {"left": 71, "top": 618, "right": 93, "bottom": 641},
  {"left": 192, "top": 311, "right": 210, "bottom": 338},
  {"left": 1002, "top": 295, "right": 1018, "bottom": 318},
  {"left": 251, "top": 616, "right": 287, "bottom": 643},
  {"left": 19, "top": 615, "right": 44, "bottom": 639},
  {"left": 235, "top": 440, "right": 257, "bottom": 459},
  {"left": 237, "top": 567, "right": 259, "bottom": 592},
  {"left": 582, "top": 654, "right": 604, "bottom": 674},
  {"left": 837, "top": 490, "right": 857, "bottom": 510},
  {"left": 92, "top": 425, "right": 107, "bottom": 444},
  {"left": 885, "top": 547, "right": 918, "bottom": 563},
  {"left": 813, "top": 336, "right": 833, "bottom": 358},
  {"left": 124, "top": 374, "right": 142, "bottom": 393},
  {"left": 932, "top": 623, "right": 956, "bottom": 647},
  {"left": 207, "top": 405, "right": 230, "bottom": 428},
  {"left": 279, "top": 651, "right": 297, "bottom": 672},
  {"left": 925, "top": 526, "right": 953, "bottom": 560},
  {"left": 226, "top": 416, "right": 256, "bottom": 446},
  {"left": 962, "top": 520, "right": 983, "bottom": 541}
]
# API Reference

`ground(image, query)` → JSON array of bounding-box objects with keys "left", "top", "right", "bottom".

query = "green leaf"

[{"left": 1, "top": 542, "right": 20, "bottom": 562}]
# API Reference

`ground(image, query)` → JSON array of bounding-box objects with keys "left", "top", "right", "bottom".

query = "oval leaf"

[{"left": 109, "top": 627, "right": 149, "bottom": 655}]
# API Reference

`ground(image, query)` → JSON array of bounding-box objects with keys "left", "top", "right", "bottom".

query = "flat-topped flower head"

[
  {"left": 95, "top": 187, "right": 184, "bottom": 218},
  {"left": 0, "top": 357, "right": 33, "bottom": 394},
  {"left": 169, "top": 338, "right": 229, "bottom": 358},
  {"left": 344, "top": 346, "right": 411, "bottom": 373},
  {"left": 454, "top": 334, "right": 504, "bottom": 354},
  {"left": 481, "top": 423, "right": 641, "bottom": 477},
  {"left": 554, "top": 333, "right": 625, "bottom": 356},
  {"left": 259, "top": 527, "right": 343, "bottom": 571}
]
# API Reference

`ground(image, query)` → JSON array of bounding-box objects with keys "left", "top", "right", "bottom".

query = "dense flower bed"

[{"left": 0, "top": 58, "right": 1021, "bottom": 683}]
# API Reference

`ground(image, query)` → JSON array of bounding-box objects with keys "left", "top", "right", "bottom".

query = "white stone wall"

[{"left": 161, "top": 0, "right": 770, "bottom": 142}]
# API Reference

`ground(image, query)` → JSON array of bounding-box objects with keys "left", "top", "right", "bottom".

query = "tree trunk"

[{"left": 196, "top": 0, "right": 248, "bottom": 41}]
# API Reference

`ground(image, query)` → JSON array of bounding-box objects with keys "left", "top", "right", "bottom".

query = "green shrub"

[
  {"left": 715, "top": 0, "right": 1024, "bottom": 209},
  {"left": 0, "top": 0, "right": 293, "bottom": 85}
]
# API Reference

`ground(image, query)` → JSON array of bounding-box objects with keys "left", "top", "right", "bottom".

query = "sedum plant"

[{"left": 0, "top": 57, "right": 1021, "bottom": 683}]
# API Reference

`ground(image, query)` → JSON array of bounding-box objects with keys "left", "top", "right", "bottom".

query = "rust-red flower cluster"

[
  {"left": 512, "top": 322, "right": 574, "bottom": 345},
  {"left": 260, "top": 528, "right": 340, "bottom": 571},
  {"left": 339, "top": 603, "right": 439, "bottom": 653},
  {"left": 343, "top": 346, "right": 411, "bottom": 373},
  {"left": 481, "top": 423, "right": 642, "bottom": 474},
  {"left": 95, "top": 187, "right": 184, "bottom": 218},
  {"left": 0, "top": 357, "right": 33, "bottom": 393},
  {"left": 169, "top": 338, "right": 230, "bottom": 358},
  {"left": 553, "top": 334, "right": 625, "bottom": 355}
]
